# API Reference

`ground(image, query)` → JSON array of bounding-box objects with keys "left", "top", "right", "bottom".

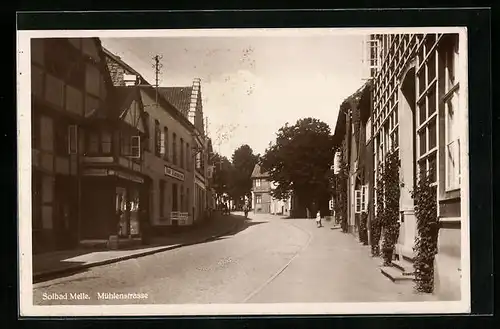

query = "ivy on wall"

[
  {"left": 359, "top": 212, "right": 368, "bottom": 245},
  {"left": 371, "top": 165, "right": 384, "bottom": 257},
  {"left": 411, "top": 171, "right": 439, "bottom": 293},
  {"left": 334, "top": 149, "right": 349, "bottom": 233},
  {"left": 381, "top": 150, "right": 401, "bottom": 265}
]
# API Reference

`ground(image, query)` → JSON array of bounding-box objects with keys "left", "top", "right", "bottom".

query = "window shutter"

[
  {"left": 130, "top": 136, "right": 141, "bottom": 159},
  {"left": 355, "top": 190, "right": 361, "bottom": 214},
  {"left": 68, "top": 125, "right": 78, "bottom": 154},
  {"left": 361, "top": 185, "right": 368, "bottom": 212}
]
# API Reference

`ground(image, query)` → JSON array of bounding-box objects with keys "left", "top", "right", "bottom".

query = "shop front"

[{"left": 81, "top": 168, "right": 148, "bottom": 247}]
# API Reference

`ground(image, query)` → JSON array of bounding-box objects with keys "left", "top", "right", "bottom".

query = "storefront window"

[
  {"left": 101, "top": 130, "right": 112, "bottom": 154},
  {"left": 129, "top": 190, "right": 140, "bottom": 235},
  {"left": 88, "top": 131, "right": 99, "bottom": 154},
  {"left": 116, "top": 187, "right": 128, "bottom": 237}
]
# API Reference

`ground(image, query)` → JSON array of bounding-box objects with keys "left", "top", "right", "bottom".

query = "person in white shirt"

[{"left": 316, "top": 210, "right": 322, "bottom": 228}]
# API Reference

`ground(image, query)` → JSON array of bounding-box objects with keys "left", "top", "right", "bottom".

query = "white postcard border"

[{"left": 17, "top": 26, "right": 471, "bottom": 317}]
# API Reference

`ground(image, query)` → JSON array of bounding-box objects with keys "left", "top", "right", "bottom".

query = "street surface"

[{"left": 33, "top": 213, "right": 435, "bottom": 305}]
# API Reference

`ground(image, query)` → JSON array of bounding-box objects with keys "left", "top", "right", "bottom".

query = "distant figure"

[
  {"left": 316, "top": 210, "right": 323, "bottom": 228},
  {"left": 243, "top": 203, "right": 249, "bottom": 219}
]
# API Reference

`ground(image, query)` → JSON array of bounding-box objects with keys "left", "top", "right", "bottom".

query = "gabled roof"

[
  {"left": 332, "top": 80, "right": 372, "bottom": 147},
  {"left": 158, "top": 87, "right": 193, "bottom": 117},
  {"left": 113, "top": 87, "right": 139, "bottom": 118},
  {"left": 251, "top": 163, "right": 269, "bottom": 179},
  {"left": 102, "top": 47, "right": 153, "bottom": 86}
]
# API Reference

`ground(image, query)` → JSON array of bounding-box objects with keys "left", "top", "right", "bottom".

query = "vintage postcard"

[{"left": 17, "top": 26, "right": 470, "bottom": 316}]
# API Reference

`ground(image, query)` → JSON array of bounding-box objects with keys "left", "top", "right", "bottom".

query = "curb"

[{"left": 33, "top": 220, "right": 241, "bottom": 284}]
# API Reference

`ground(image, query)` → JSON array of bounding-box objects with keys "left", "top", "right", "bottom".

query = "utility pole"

[{"left": 152, "top": 54, "right": 163, "bottom": 105}]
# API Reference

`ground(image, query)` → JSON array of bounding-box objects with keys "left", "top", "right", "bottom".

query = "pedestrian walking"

[{"left": 316, "top": 210, "right": 323, "bottom": 228}]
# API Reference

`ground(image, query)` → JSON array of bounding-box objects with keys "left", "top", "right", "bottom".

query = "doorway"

[
  {"left": 398, "top": 60, "right": 417, "bottom": 258},
  {"left": 116, "top": 187, "right": 129, "bottom": 237}
]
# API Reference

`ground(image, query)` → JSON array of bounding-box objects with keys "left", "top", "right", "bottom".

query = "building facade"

[
  {"left": 250, "top": 163, "right": 290, "bottom": 216},
  {"left": 367, "top": 33, "right": 466, "bottom": 299},
  {"left": 31, "top": 37, "right": 115, "bottom": 253},
  {"left": 103, "top": 48, "right": 209, "bottom": 234},
  {"left": 79, "top": 86, "right": 149, "bottom": 247},
  {"left": 333, "top": 81, "right": 373, "bottom": 238}
]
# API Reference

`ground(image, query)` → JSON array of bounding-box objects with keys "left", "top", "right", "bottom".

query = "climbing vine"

[
  {"left": 411, "top": 170, "right": 439, "bottom": 293},
  {"left": 381, "top": 150, "right": 401, "bottom": 265},
  {"left": 359, "top": 212, "right": 368, "bottom": 245},
  {"left": 371, "top": 165, "right": 384, "bottom": 257},
  {"left": 334, "top": 149, "right": 349, "bottom": 233}
]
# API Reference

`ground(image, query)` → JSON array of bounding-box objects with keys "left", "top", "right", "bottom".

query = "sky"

[{"left": 101, "top": 34, "right": 368, "bottom": 158}]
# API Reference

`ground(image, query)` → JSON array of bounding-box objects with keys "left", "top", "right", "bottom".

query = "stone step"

[
  {"left": 380, "top": 265, "right": 415, "bottom": 283},
  {"left": 392, "top": 259, "right": 415, "bottom": 275}
]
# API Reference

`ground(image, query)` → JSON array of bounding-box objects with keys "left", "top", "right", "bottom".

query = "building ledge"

[{"left": 439, "top": 217, "right": 461, "bottom": 229}]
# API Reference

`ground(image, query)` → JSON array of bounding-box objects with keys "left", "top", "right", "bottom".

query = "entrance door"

[
  {"left": 54, "top": 176, "right": 76, "bottom": 250},
  {"left": 129, "top": 189, "right": 140, "bottom": 236},
  {"left": 116, "top": 187, "right": 129, "bottom": 237}
]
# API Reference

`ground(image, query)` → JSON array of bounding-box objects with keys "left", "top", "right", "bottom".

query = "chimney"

[{"left": 188, "top": 78, "right": 201, "bottom": 125}]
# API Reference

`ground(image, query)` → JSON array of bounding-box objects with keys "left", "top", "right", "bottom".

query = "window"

[
  {"left": 180, "top": 186, "right": 185, "bottom": 211},
  {"left": 40, "top": 115, "right": 54, "bottom": 152},
  {"left": 159, "top": 129, "right": 165, "bottom": 157},
  {"left": 443, "top": 34, "right": 461, "bottom": 191},
  {"left": 255, "top": 179, "right": 261, "bottom": 187},
  {"left": 101, "top": 130, "right": 112, "bottom": 154},
  {"left": 154, "top": 120, "right": 161, "bottom": 157},
  {"left": 87, "top": 131, "right": 99, "bottom": 154},
  {"left": 186, "top": 143, "right": 190, "bottom": 170},
  {"left": 416, "top": 35, "right": 439, "bottom": 184},
  {"left": 143, "top": 112, "right": 151, "bottom": 152},
  {"left": 163, "top": 127, "right": 168, "bottom": 160},
  {"left": 355, "top": 185, "right": 369, "bottom": 214},
  {"left": 159, "top": 180, "right": 165, "bottom": 218},
  {"left": 54, "top": 120, "right": 69, "bottom": 155},
  {"left": 172, "top": 183, "right": 178, "bottom": 211},
  {"left": 68, "top": 125, "right": 78, "bottom": 154},
  {"left": 366, "top": 118, "right": 372, "bottom": 144},
  {"left": 130, "top": 136, "right": 141, "bottom": 159},
  {"left": 180, "top": 138, "right": 184, "bottom": 168},
  {"left": 195, "top": 152, "right": 201, "bottom": 170},
  {"left": 173, "top": 133, "right": 177, "bottom": 165},
  {"left": 362, "top": 185, "right": 368, "bottom": 212},
  {"left": 255, "top": 195, "right": 262, "bottom": 204},
  {"left": 355, "top": 190, "right": 362, "bottom": 214}
]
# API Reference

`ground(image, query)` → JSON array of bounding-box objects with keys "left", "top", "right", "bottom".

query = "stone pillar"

[{"left": 397, "top": 63, "right": 417, "bottom": 260}]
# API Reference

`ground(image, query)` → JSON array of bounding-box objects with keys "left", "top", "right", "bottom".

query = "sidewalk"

[
  {"left": 33, "top": 213, "right": 243, "bottom": 282},
  {"left": 248, "top": 217, "right": 437, "bottom": 303}
]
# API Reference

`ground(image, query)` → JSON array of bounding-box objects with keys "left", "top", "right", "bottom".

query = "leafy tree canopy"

[
  {"left": 230, "top": 144, "right": 259, "bottom": 202},
  {"left": 261, "top": 117, "right": 335, "bottom": 209}
]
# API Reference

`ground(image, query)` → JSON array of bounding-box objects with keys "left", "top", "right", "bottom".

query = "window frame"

[
  {"left": 416, "top": 34, "right": 439, "bottom": 185},
  {"left": 442, "top": 35, "right": 461, "bottom": 192}
]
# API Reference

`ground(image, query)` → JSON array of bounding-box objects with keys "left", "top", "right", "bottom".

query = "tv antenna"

[{"left": 152, "top": 54, "right": 164, "bottom": 105}]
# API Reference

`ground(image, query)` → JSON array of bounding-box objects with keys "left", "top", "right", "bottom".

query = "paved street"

[{"left": 33, "top": 213, "right": 435, "bottom": 305}]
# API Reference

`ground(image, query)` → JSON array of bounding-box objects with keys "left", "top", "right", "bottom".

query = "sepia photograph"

[{"left": 17, "top": 27, "right": 470, "bottom": 316}]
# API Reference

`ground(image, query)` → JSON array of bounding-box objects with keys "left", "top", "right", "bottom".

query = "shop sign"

[
  {"left": 165, "top": 166, "right": 185, "bottom": 181},
  {"left": 112, "top": 170, "right": 144, "bottom": 184}
]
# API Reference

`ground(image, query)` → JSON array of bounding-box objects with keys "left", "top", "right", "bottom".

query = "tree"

[
  {"left": 230, "top": 144, "right": 259, "bottom": 206},
  {"left": 211, "top": 152, "right": 234, "bottom": 205},
  {"left": 261, "top": 118, "right": 335, "bottom": 217}
]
